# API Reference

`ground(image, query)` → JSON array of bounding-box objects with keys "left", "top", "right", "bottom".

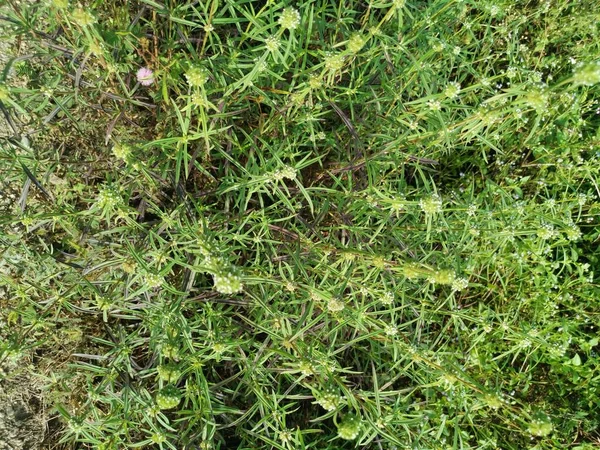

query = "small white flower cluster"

[
  {"left": 444, "top": 82, "right": 461, "bottom": 99},
  {"left": 315, "top": 389, "right": 343, "bottom": 411},
  {"left": 324, "top": 53, "right": 345, "bottom": 71},
  {"left": 428, "top": 269, "right": 456, "bottom": 285},
  {"left": 96, "top": 187, "right": 121, "bottom": 209},
  {"left": 489, "top": 4, "right": 501, "bottom": 16},
  {"left": 156, "top": 387, "right": 181, "bottom": 410},
  {"left": 112, "top": 143, "right": 132, "bottom": 160},
  {"left": 527, "top": 416, "right": 553, "bottom": 437},
  {"left": 213, "top": 271, "right": 243, "bottom": 294},
  {"left": 380, "top": 291, "right": 394, "bottom": 305},
  {"left": 157, "top": 363, "right": 182, "bottom": 383},
  {"left": 389, "top": 196, "right": 405, "bottom": 213},
  {"left": 572, "top": 61, "right": 600, "bottom": 86},
  {"left": 536, "top": 223, "right": 557, "bottom": 240},
  {"left": 432, "top": 41, "right": 445, "bottom": 52},
  {"left": 427, "top": 99, "right": 442, "bottom": 111},
  {"left": 518, "top": 338, "right": 532, "bottom": 349},
  {"left": 565, "top": 223, "right": 582, "bottom": 241},
  {"left": 337, "top": 415, "right": 362, "bottom": 440},
  {"left": 278, "top": 429, "right": 293, "bottom": 444},
  {"left": 419, "top": 194, "right": 443, "bottom": 215},
  {"left": 451, "top": 277, "right": 469, "bottom": 292},
  {"left": 547, "top": 343, "right": 567, "bottom": 358},
  {"left": 268, "top": 165, "right": 297, "bottom": 182},
  {"left": 327, "top": 297, "right": 345, "bottom": 312},
  {"left": 347, "top": 34, "right": 366, "bottom": 54},
  {"left": 505, "top": 66, "right": 518, "bottom": 79},
  {"left": 278, "top": 7, "right": 301, "bottom": 30},
  {"left": 144, "top": 272, "right": 163, "bottom": 288},
  {"left": 298, "top": 360, "right": 315, "bottom": 376},
  {"left": 384, "top": 324, "right": 398, "bottom": 336},
  {"left": 265, "top": 35, "right": 280, "bottom": 52},
  {"left": 185, "top": 66, "right": 209, "bottom": 87}
]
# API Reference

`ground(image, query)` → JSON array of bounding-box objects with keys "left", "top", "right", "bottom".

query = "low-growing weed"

[{"left": 0, "top": 0, "right": 599, "bottom": 449}]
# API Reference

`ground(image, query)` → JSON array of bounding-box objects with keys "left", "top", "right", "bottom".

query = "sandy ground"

[
  {"left": 1, "top": 5, "right": 47, "bottom": 449},
  {"left": 0, "top": 358, "right": 46, "bottom": 450}
]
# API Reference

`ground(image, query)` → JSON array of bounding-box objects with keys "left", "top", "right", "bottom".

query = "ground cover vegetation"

[{"left": 0, "top": 0, "right": 599, "bottom": 448}]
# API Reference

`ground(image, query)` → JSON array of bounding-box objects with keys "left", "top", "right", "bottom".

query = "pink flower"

[{"left": 136, "top": 67, "right": 154, "bottom": 86}]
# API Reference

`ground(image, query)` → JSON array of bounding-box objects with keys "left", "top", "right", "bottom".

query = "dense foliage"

[{"left": 1, "top": 0, "right": 599, "bottom": 448}]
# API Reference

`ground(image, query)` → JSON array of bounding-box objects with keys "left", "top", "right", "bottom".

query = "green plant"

[{"left": 1, "top": 0, "right": 599, "bottom": 449}]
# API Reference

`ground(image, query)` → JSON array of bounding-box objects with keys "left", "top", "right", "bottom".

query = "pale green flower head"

[
  {"left": 265, "top": 35, "right": 281, "bottom": 52},
  {"left": 527, "top": 412, "right": 553, "bottom": 437},
  {"left": 96, "top": 186, "right": 120, "bottom": 209},
  {"left": 278, "top": 429, "right": 293, "bottom": 445},
  {"left": 565, "top": 225, "right": 582, "bottom": 241},
  {"left": 537, "top": 223, "right": 557, "bottom": 240},
  {"left": 160, "top": 344, "right": 180, "bottom": 360},
  {"left": 444, "top": 82, "right": 461, "bottom": 99},
  {"left": 308, "top": 74, "right": 322, "bottom": 89},
  {"left": 278, "top": 7, "right": 301, "bottom": 30},
  {"left": 324, "top": 53, "right": 345, "bottom": 71},
  {"left": 213, "top": 271, "right": 243, "bottom": 294},
  {"left": 419, "top": 194, "right": 443, "bottom": 214},
  {"left": 430, "top": 269, "right": 456, "bottom": 285},
  {"left": 427, "top": 99, "right": 442, "bottom": 111},
  {"left": 185, "top": 66, "right": 209, "bottom": 87},
  {"left": 315, "top": 389, "right": 343, "bottom": 411},
  {"left": 452, "top": 277, "right": 469, "bottom": 292},
  {"left": 0, "top": 85, "right": 9, "bottom": 101},
  {"left": 337, "top": 415, "right": 362, "bottom": 440},
  {"left": 572, "top": 61, "right": 600, "bottom": 86},
  {"left": 402, "top": 262, "right": 425, "bottom": 280},
  {"left": 144, "top": 272, "right": 163, "bottom": 288},
  {"left": 157, "top": 363, "right": 182, "bottom": 383},
  {"left": 347, "top": 33, "right": 366, "bottom": 54},
  {"left": 72, "top": 7, "right": 96, "bottom": 27},
  {"left": 525, "top": 90, "right": 549, "bottom": 111},
  {"left": 112, "top": 143, "right": 132, "bottom": 160},
  {"left": 327, "top": 297, "right": 345, "bottom": 312},
  {"left": 156, "top": 386, "right": 181, "bottom": 410},
  {"left": 380, "top": 291, "right": 394, "bottom": 305},
  {"left": 151, "top": 433, "right": 167, "bottom": 444}
]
